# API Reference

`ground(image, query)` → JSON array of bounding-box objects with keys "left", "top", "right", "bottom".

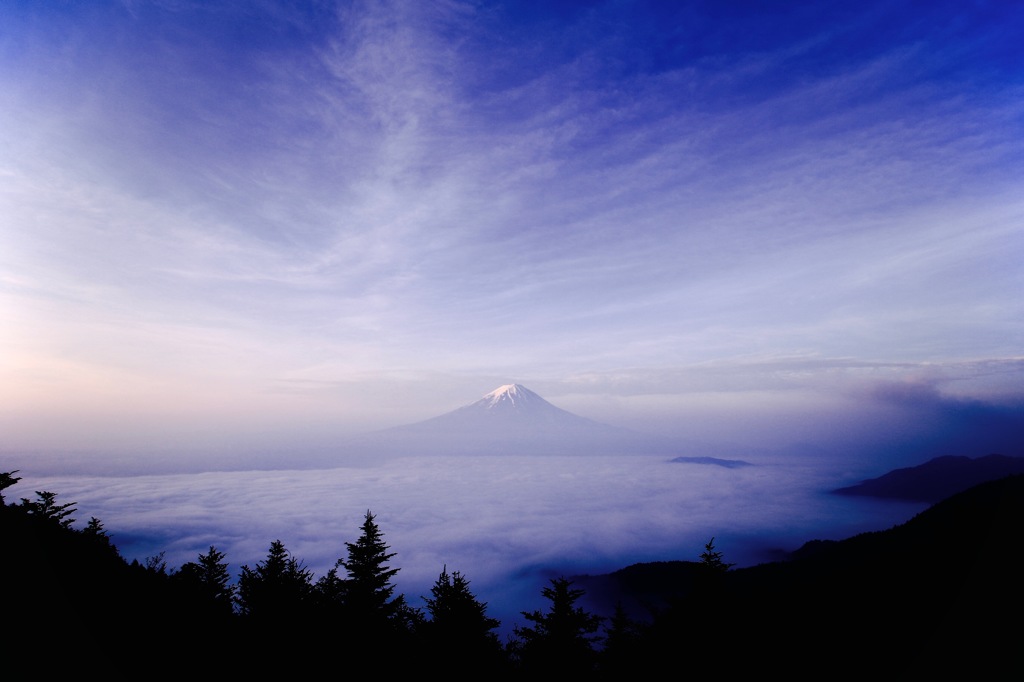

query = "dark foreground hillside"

[
  {"left": 587, "top": 473, "right": 1024, "bottom": 679},
  {"left": 3, "top": 470, "right": 1021, "bottom": 678}
]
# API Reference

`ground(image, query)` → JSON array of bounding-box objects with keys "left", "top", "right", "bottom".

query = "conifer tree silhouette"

[
  {"left": 423, "top": 565, "right": 506, "bottom": 671},
  {"left": 698, "top": 537, "right": 734, "bottom": 572},
  {"left": 338, "top": 510, "right": 406, "bottom": 622},
  {"left": 328, "top": 510, "right": 420, "bottom": 666},
  {"left": 512, "top": 576, "right": 603, "bottom": 676},
  {"left": 0, "top": 470, "right": 21, "bottom": 504},
  {"left": 19, "top": 490, "right": 76, "bottom": 528},
  {"left": 425, "top": 565, "right": 500, "bottom": 635},
  {"left": 175, "top": 545, "right": 236, "bottom": 617},
  {"left": 237, "top": 539, "right": 313, "bottom": 621},
  {"left": 599, "top": 602, "right": 646, "bottom": 677}
]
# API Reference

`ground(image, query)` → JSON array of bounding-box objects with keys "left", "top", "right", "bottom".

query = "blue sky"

[{"left": 2, "top": 0, "right": 1022, "bottom": 462}]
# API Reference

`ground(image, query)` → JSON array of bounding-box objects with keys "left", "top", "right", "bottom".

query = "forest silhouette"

[{"left": 3, "top": 468, "right": 1020, "bottom": 678}]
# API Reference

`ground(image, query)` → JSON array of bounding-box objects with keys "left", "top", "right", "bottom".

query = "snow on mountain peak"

[{"left": 481, "top": 383, "right": 538, "bottom": 409}]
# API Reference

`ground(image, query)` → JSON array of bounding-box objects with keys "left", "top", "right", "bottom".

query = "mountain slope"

[
  {"left": 402, "top": 384, "right": 606, "bottom": 431},
  {"left": 831, "top": 453, "right": 1024, "bottom": 502},
  {"left": 348, "top": 383, "right": 685, "bottom": 457},
  {"left": 573, "top": 472, "right": 1024, "bottom": 678}
]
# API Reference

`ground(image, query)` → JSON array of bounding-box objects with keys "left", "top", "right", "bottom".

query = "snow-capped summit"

[
  {"left": 479, "top": 382, "right": 528, "bottom": 403},
  {"left": 478, "top": 384, "right": 548, "bottom": 411}
]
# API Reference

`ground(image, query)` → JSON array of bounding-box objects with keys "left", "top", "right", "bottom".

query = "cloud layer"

[{"left": 5, "top": 453, "right": 929, "bottom": 637}]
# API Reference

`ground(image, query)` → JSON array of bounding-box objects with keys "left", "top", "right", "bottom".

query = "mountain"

[
  {"left": 345, "top": 383, "right": 687, "bottom": 457},
  {"left": 831, "top": 453, "right": 1024, "bottom": 502},
  {"left": 406, "top": 383, "right": 605, "bottom": 431}
]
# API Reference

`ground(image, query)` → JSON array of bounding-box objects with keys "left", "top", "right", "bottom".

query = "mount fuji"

[{"left": 344, "top": 383, "right": 685, "bottom": 458}]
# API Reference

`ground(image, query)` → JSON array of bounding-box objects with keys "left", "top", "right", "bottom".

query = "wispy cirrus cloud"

[{"left": 1, "top": 0, "right": 1021, "bottom": 459}]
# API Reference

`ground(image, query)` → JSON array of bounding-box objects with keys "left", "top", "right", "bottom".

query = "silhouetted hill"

[
  {"left": 831, "top": 453, "right": 1024, "bottom": 502},
  {"left": 2, "top": 500, "right": 231, "bottom": 674},
  {"left": 574, "top": 472, "right": 1024, "bottom": 678},
  {"left": 572, "top": 559, "right": 706, "bottom": 621},
  {"left": 733, "top": 472, "right": 1022, "bottom": 677}
]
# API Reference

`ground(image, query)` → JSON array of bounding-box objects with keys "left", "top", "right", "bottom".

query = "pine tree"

[
  {"left": 313, "top": 565, "right": 345, "bottom": 610},
  {"left": 338, "top": 510, "right": 406, "bottom": 623},
  {"left": 422, "top": 565, "right": 505, "bottom": 671},
  {"left": 699, "top": 537, "right": 734, "bottom": 573},
  {"left": 81, "top": 516, "right": 121, "bottom": 558},
  {"left": 145, "top": 551, "right": 169, "bottom": 575},
  {"left": 512, "top": 576, "right": 604, "bottom": 675},
  {"left": 19, "top": 490, "right": 76, "bottom": 528},
  {"left": 237, "top": 539, "right": 313, "bottom": 621},
  {"left": 599, "top": 602, "right": 646, "bottom": 677},
  {"left": 175, "top": 545, "right": 236, "bottom": 617},
  {"left": 0, "top": 470, "right": 21, "bottom": 505},
  {"left": 83, "top": 516, "right": 107, "bottom": 539},
  {"left": 425, "top": 565, "right": 500, "bottom": 634},
  {"left": 328, "top": 510, "right": 420, "bottom": 666}
]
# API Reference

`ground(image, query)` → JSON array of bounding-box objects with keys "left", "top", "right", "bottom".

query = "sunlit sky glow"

[{"left": 2, "top": 0, "right": 1022, "bottom": 461}]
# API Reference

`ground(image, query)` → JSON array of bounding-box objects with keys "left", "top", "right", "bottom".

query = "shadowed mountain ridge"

[
  {"left": 571, "top": 471, "right": 1024, "bottom": 678},
  {"left": 831, "top": 453, "right": 1024, "bottom": 502}
]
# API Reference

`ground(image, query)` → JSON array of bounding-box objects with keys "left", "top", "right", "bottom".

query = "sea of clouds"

[{"left": 7, "top": 453, "right": 925, "bottom": 638}]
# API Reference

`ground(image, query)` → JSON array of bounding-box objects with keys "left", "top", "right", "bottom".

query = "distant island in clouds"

[{"left": 670, "top": 456, "right": 753, "bottom": 469}]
